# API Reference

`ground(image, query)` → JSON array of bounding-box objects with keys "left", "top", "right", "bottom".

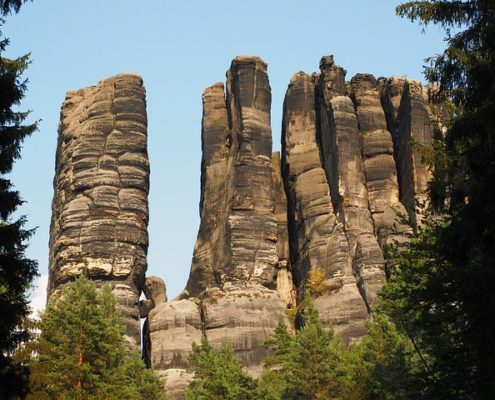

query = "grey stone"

[{"left": 281, "top": 71, "right": 368, "bottom": 342}]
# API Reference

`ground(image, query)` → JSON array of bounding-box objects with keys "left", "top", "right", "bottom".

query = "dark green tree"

[
  {"left": 357, "top": 315, "right": 422, "bottom": 400},
  {"left": 380, "top": 1, "right": 495, "bottom": 398},
  {"left": 261, "top": 294, "right": 344, "bottom": 400},
  {"left": 185, "top": 338, "right": 266, "bottom": 400},
  {"left": 27, "top": 276, "right": 166, "bottom": 400},
  {"left": 0, "top": 0, "right": 38, "bottom": 398},
  {"left": 258, "top": 316, "right": 293, "bottom": 397}
]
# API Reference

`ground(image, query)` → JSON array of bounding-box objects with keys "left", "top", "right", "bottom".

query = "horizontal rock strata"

[{"left": 48, "top": 73, "right": 149, "bottom": 347}]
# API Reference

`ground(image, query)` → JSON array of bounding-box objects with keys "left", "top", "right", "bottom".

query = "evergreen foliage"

[
  {"left": 261, "top": 294, "right": 345, "bottom": 400},
  {"left": 27, "top": 276, "right": 166, "bottom": 400},
  {"left": 356, "top": 315, "right": 422, "bottom": 400},
  {"left": 379, "top": 1, "right": 495, "bottom": 398},
  {"left": 185, "top": 338, "right": 267, "bottom": 400},
  {"left": 261, "top": 294, "right": 420, "bottom": 400},
  {"left": 0, "top": 0, "right": 38, "bottom": 397}
]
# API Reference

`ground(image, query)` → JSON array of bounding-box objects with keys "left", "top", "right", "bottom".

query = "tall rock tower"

[
  {"left": 281, "top": 56, "right": 433, "bottom": 343},
  {"left": 144, "top": 56, "right": 289, "bottom": 398},
  {"left": 48, "top": 73, "right": 149, "bottom": 347}
]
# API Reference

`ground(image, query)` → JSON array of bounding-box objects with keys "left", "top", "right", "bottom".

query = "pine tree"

[
  {"left": 27, "top": 276, "right": 166, "bottom": 400},
  {"left": 0, "top": 0, "right": 38, "bottom": 398},
  {"left": 358, "top": 315, "right": 422, "bottom": 400},
  {"left": 261, "top": 294, "right": 344, "bottom": 400},
  {"left": 185, "top": 338, "right": 265, "bottom": 400},
  {"left": 259, "top": 316, "right": 293, "bottom": 397}
]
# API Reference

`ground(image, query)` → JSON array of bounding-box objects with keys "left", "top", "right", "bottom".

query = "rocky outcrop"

[
  {"left": 48, "top": 73, "right": 149, "bottom": 347},
  {"left": 280, "top": 56, "right": 436, "bottom": 343},
  {"left": 145, "top": 57, "right": 288, "bottom": 398},
  {"left": 350, "top": 74, "right": 412, "bottom": 247},
  {"left": 281, "top": 72, "right": 367, "bottom": 342},
  {"left": 47, "top": 55, "right": 442, "bottom": 399},
  {"left": 316, "top": 58, "right": 386, "bottom": 311}
]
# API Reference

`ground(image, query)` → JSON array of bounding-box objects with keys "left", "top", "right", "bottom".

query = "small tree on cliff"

[
  {"left": 27, "top": 276, "right": 166, "bottom": 400},
  {"left": 0, "top": 0, "right": 39, "bottom": 398}
]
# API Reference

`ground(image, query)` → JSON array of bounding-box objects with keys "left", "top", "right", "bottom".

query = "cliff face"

[
  {"left": 48, "top": 74, "right": 149, "bottom": 347},
  {"left": 48, "top": 55, "right": 440, "bottom": 399},
  {"left": 144, "top": 56, "right": 437, "bottom": 398},
  {"left": 144, "top": 57, "right": 288, "bottom": 398},
  {"left": 281, "top": 71, "right": 368, "bottom": 342}
]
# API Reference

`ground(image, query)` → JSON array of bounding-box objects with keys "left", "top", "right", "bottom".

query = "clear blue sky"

[{"left": 4, "top": 0, "right": 446, "bottom": 306}]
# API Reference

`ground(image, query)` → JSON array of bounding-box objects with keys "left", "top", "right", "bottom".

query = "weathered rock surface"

[
  {"left": 145, "top": 57, "right": 287, "bottom": 398},
  {"left": 281, "top": 71, "right": 367, "bottom": 342},
  {"left": 185, "top": 57, "right": 278, "bottom": 294},
  {"left": 350, "top": 74, "right": 412, "bottom": 247},
  {"left": 382, "top": 78, "right": 434, "bottom": 227},
  {"left": 316, "top": 57, "right": 385, "bottom": 311},
  {"left": 279, "top": 57, "right": 438, "bottom": 345},
  {"left": 47, "top": 55, "right": 443, "bottom": 399},
  {"left": 48, "top": 73, "right": 149, "bottom": 346},
  {"left": 271, "top": 152, "right": 296, "bottom": 308}
]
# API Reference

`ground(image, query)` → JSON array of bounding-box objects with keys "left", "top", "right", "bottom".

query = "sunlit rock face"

[{"left": 48, "top": 73, "right": 149, "bottom": 347}]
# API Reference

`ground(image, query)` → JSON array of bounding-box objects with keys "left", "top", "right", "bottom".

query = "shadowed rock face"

[
  {"left": 280, "top": 57, "right": 437, "bottom": 345},
  {"left": 350, "top": 74, "right": 412, "bottom": 247},
  {"left": 271, "top": 152, "right": 296, "bottom": 308},
  {"left": 382, "top": 78, "right": 434, "bottom": 228},
  {"left": 316, "top": 60, "right": 385, "bottom": 313},
  {"left": 48, "top": 73, "right": 149, "bottom": 347},
  {"left": 185, "top": 57, "right": 278, "bottom": 293}
]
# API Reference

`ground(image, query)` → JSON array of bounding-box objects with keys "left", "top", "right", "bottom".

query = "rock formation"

[
  {"left": 381, "top": 77, "right": 435, "bottom": 228},
  {"left": 144, "top": 56, "right": 289, "bottom": 397},
  {"left": 48, "top": 73, "right": 149, "bottom": 347},
  {"left": 281, "top": 71, "right": 368, "bottom": 342},
  {"left": 47, "top": 55, "right": 442, "bottom": 399},
  {"left": 278, "top": 57, "right": 435, "bottom": 347}
]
